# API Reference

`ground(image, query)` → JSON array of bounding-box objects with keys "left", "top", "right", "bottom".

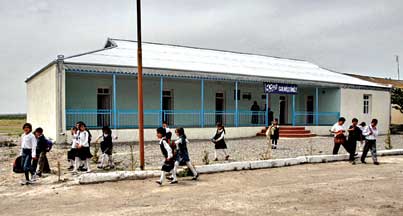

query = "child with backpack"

[
  {"left": 32, "top": 127, "right": 50, "bottom": 178},
  {"left": 73, "top": 122, "right": 92, "bottom": 173},
  {"left": 96, "top": 126, "right": 115, "bottom": 169},
  {"left": 211, "top": 122, "right": 230, "bottom": 161},
  {"left": 156, "top": 127, "right": 176, "bottom": 185},
  {"left": 68, "top": 127, "right": 78, "bottom": 170},
  {"left": 361, "top": 119, "right": 379, "bottom": 165},
  {"left": 171, "top": 128, "right": 199, "bottom": 183},
  {"left": 19, "top": 123, "right": 37, "bottom": 185}
]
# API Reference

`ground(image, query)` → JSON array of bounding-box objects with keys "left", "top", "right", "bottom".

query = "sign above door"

[{"left": 264, "top": 83, "right": 298, "bottom": 94}]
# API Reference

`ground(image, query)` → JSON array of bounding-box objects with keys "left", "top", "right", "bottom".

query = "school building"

[{"left": 25, "top": 38, "right": 391, "bottom": 143}]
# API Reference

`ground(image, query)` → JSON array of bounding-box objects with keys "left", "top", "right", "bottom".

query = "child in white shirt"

[{"left": 20, "top": 123, "right": 37, "bottom": 185}]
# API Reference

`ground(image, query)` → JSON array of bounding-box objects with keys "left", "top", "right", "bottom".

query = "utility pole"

[
  {"left": 136, "top": 0, "right": 145, "bottom": 170},
  {"left": 396, "top": 55, "right": 400, "bottom": 80}
]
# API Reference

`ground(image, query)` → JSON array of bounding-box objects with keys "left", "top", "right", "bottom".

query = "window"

[
  {"left": 242, "top": 92, "right": 252, "bottom": 100},
  {"left": 363, "top": 94, "right": 371, "bottom": 114},
  {"left": 97, "top": 88, "right": 110, "bottom": 95}
]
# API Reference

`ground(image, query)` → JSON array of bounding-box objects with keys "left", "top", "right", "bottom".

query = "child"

[
  {"left": 269, "top": 119, "right": 280, "bottom": 149},
  {"left": 171, "top": 128, "right": 199, "bottom": 183},
  {"left": 358, "top": 122, "right": 366, "bottom": 151},
  {"left": 211, "top": 122, "right": 229, "bottom": 161},
  {"left": 162, "top": 121, "right": 172, "bottom": 141},
  {"left": 73, "top": 122, "right": 92, "bottom": 173},
  {"left": 20, "top": 123, "right": 37, "bottom": 185},
  {"left": 347, "top": 118, "right": 362, "bottom": 165},
  {"left": 67, "top": 127, "right": 78, "bottom": 170},
  {"left": 96, "top": 126, "right": 115, "bottom": 169},
  {"left": 32, "top": 128, "right": 48, "bottom": 177},
  {"left": 156, "top": 127, "right": 175, "bottom": 185},
  {"left": 330, "top": 117, "right": 348, "bottom": 155},
  {"left": 361, "top": 119, "right": 379, "bottom": 165}
]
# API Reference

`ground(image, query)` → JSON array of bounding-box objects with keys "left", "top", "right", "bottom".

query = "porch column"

[
  {"left": 200, "top": 79, "right": 205, "bottom": 127},
  {"left": 292, "top": 95, "right": 296, "bottom": 126},
  {"left": 315, "top": 87, "right": 319, "bottom": 126},
  {"left": 265, "top": 93, "right": 269, "bottom": 127},
  {"left": 113, "top": 73, "right": 117, "bottom": 129},
  {"left": 160, "top": 77, "right": 164, "bottom": 125},
  {"left": 235, "top": 81, "right": 239, "bottom": 127}
]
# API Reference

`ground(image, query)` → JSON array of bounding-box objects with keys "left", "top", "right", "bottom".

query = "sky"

[{"left": 0, "top": 0, "right": 402, "bottom": 114}]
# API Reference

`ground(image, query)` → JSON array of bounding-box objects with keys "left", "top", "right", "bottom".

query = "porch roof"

[{"left": 61, "top": 39, "right": 389, "bottom": 89}]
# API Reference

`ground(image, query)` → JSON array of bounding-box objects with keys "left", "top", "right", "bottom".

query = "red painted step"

[{"left": 256, "top": 126, "right": 316, "bottom": 138}]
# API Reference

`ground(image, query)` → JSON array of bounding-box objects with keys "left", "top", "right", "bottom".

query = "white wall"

[
  {"left": 26, "top": 64, "right": 58, "bottom": 140},
  {"left": 340, "top": 88, "right": 390, "bottom": 134}
]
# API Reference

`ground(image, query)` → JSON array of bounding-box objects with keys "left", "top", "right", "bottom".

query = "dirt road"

[{"left": 1, "top": 156, "right": 403, "bottom": 216}]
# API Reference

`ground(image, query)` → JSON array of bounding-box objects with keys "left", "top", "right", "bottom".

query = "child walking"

[
  {"left": 361, "top": 119, "right": 379, "bottom": 165},
  {"left": 96, "top": 126, "right": 115, "bottom": 169},
  {"left": 269, "top": 118, "right": 280, "bottom": 149},
  {"left": 331, "top": 117, "right": 348, "bottom": 155},
  {"left": 357, "top": 122, "right": 366, "bottom": 151},
  {"left": 20, "top": 123, "right": 37, "bottom": 185},
  {"left": 32, "top": 127, "right": 49, "bottom": 178},
  {"left": 67, "top": 127, "right": 78, "bottom": 170},
  {"left": 73, "top": 122, "right": 92, "bottom": 173},
  {"left": 156, "top": 127, "right": 176, "bottom": 185},
  {"left": 171, "top": 128, "right": 199, "bottom": 183},
  {"left": 211, "top": 122, "right": 229, "bottom": 161},
  {"left": 347, "top": 118, "right": 362, "bottom": 165}
]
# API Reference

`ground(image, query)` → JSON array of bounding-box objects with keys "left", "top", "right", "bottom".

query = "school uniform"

[
  {"left": 77, "top": 130, "right": 92, "bottom": 160},
  {"left": 67, "top": 135, "right": 78, "bottom": 162},
  {"left": 330, "top": 123, "right": 348, "bottom": 155},
  {"left": 270, "top": 125, "right": 280, "bottom": 147},
  {"left": 212, "top": 129, "right": 229, "bottom": 160},
  {"left": 32, "top": 134, "right": 48, "bottom": 176},
  {"left": 157, "top": 137, "right": 175, "bottom": 184},
  {"left": 347, "top": 125, "right": 362, "bottom": 162},
  {"left": 97, "top": 133, "right": 115, "bottom": 168},
  {"left": 165, "top": 127, "right": 172, "bottom": 141},
  {"left": 172, "top": 136, "right": 198, "bottom": 181},
  {"left": 361, "top": 125, "right": 379, "bottom": 164},
  {"left": 20, "top": 133, "right": 37, "bottom": 182}
]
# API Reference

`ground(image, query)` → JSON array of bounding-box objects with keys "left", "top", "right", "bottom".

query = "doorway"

[
  {"left": 215, "top": 92, "right": 225, "bottom": 124},
  {"left": 306, "top": 96, "right": 314, "bottom": 124},
  {"left": 279, "top": 96, "right": 287, "bottom": 125},
  {"left": 162, "top": 90, "right": 174, "bottom": 125},
  {"left": 97, "top": 88, "right": 111, "bottom": 127}
]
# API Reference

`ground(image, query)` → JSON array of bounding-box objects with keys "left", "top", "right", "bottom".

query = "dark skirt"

[
  {"left": 100, "top": 141, "right": 113, "bottom": 155},
  {"left": 214, "top": 140, "right": 227, "bottom": 149},
  {"left": 161, "top": 159, "right": 174, "bottom": 172},
  {"left": 176, "top": 150, "right": 190, "bottom": 165},
  {"left": 67, "top": 148, "right": 77, "bottom": 161},
  {"left": 77, "top": 147, "right": 92, "bottom": 160}
]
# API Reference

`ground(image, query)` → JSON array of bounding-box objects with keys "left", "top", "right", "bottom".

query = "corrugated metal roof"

[{"left": 62, "top": 38, "right": 388, "bottom": 88}]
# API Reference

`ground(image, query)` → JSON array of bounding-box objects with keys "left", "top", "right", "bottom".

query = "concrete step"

[{"left": 257, "top": 126, "right": 315, "bottom": 138}]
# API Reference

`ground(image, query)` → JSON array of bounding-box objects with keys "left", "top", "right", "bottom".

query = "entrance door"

[
  {"left": 215, "top": 92, "right": 225, "bottom": 124},
  {"left": 306, "top": 96, "right": 314, "bottom": 124},
  {"left": 279, "top": 96, "right": 287, "bottom": 125},
  {"left": 97, "top": 88, "right": 111, "bottom": 127},
  {"left": 162, "top": 90, "right": 174, "bottom": 125}
]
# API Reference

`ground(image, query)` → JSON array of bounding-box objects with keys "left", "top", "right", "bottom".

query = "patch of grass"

[
  {"left": 0, "top": 119, "right": 26, "bottom": 137},
  {"left": 0, "top": 114, "right": 26, "bottom": 120}
]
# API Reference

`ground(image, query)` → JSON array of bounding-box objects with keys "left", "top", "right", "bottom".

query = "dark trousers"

[
  {"left": 272, "top": 138, "right": 278, "bottom": 145},
  {"left": 21, "top": 149, "right": 32, "bottom": 181},
  {"left": 332, "top": 142, "right": 350, "bottom": 155},
  {"left": 348, "top": 139, "right": 357, "bottom": 161},
  {"left": 361, "top": 140, "right": 378, "bottom": 163}
]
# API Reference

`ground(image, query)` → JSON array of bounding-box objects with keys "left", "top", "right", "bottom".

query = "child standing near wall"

[
  {"left": 73, "top": 122, "right": 92, "bottom": 173},
  {"left": 67, "top": 127, "right": 78, "bottom": 170},
  {"left": 20, "top": 123, "right": 37, "bottom": 185},
  {"left": 96, "top": 126, "right": 115, "bottom": 169},
  {"left": 361, "top": 119, "right": 379, "bottom": 165},
  {"left": 156, "top": 127, "right": 176, "bottom": 185},
  {"left": 211, "top": 122, "right": 230, "bottom": 161},
  {"left": 172, "top": 128, "right": 199, "bottom": 183}
]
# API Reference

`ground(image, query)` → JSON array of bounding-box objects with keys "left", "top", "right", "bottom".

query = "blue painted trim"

[
  {"left": 113, "top": 73, "right": 117, "bottom": 129},
  {"left": 265, "top": 93, "right": 269, "bottom": 127},
  {"left": 160, "top": 77, "right": 163, "bottom": 125},
  {"left": 315, "top": 87, "right": 319, "bottom": 126},
  {"left": 201, "top": 79, "right": 205, "bottom": 128},
  {"left": 292, "top": 95, "right": 296, "bottom": 126},
  {"left": 235, "top": 81, "right": 239, "bottom": 127}
]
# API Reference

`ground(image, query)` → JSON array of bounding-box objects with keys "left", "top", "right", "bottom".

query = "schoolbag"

[
  {"left": 13, "top": 156, "right": 24, "bottom": 173},
  {"left": 46, "top": 139, "right": 53, "bottom": 152}
]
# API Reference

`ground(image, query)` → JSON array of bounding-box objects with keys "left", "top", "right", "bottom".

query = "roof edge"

[{"left": 25, "top": 61, "right": 57, "bottom": 83}]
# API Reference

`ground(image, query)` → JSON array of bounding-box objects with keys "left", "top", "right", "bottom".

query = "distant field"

[{"left": 0, "top": 117, "right": 26, "bottom": 137}]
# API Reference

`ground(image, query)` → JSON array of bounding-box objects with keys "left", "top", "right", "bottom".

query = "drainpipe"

[{"left": 56, "top": 55, "right": 64, "bottom": 143}]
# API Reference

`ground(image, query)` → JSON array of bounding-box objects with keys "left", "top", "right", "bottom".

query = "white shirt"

[
  {"left": 362, "top": 125, "right": 378, "bottom": 140},
  {"left": 71, "top": 131, "right": 79, "bottom": 149},
  {"left": 21, "top": 133, "right": 37, "bottom": 157},
  {"left": 78, "top": 131, "right": 89, "bottom": 147},
  {"left": 160, "top": 138, "right": 173, "bottom": 159},
  {"left": 212, "top": 129, "right": 225, "bottom": 141},
  {"left": 331, "top": 123, "right": 345, "bottom": 137}
]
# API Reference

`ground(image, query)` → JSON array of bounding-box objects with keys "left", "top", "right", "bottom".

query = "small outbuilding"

[{"left": 25, "top": 38, "right": 391, "bottom": 143}]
